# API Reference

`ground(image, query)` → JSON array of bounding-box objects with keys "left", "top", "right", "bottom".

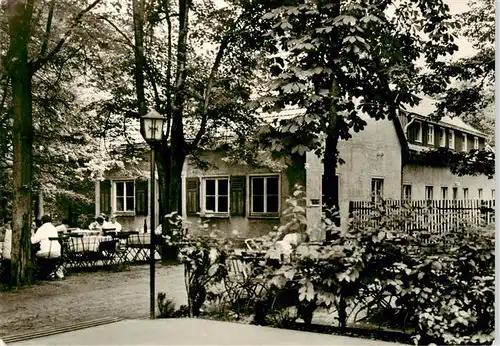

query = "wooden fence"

[{"left": 348, "top": 199, "right": 495, "bottom": 238}]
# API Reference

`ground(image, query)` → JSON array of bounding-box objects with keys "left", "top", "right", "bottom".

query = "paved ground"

[
  {"left": 10, "top": 318, "right": 405, "bottom": 345},
  {"left": 0, "top": 264, "right": 187, "bottom": 338}
]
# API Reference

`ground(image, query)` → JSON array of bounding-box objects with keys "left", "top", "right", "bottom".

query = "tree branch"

[
  {"left": 30, "top": 0, "right": 103, "bottom": 72},
  {"left": 189, "top": 36, "right": 230, "bottom": 149},
  {"left": 100, "top": 16, "right": 135, "bottom": 48},
  {"left": 39, "top": 0, "right": 56, "bottom": 57}
]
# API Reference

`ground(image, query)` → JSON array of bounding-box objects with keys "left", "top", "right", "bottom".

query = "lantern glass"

[{"left": 141, "top": 110, "right": 165, "bottom": 143}]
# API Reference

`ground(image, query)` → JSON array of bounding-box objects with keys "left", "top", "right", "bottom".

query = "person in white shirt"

[
  {"left": 89, "top": 216, "right": 105, "bottom": 234},
  {"left": 55, "top": 219, "right": 70, "bottom": 233},
  {"left": 31, "top": 215, "right": 63, "bottom": 279},
  {"left": 103, "top": 214, "right": 122, "bottom": 232},
  {"left": 2, "top": 221, "right": 12, "bottom": 261}
]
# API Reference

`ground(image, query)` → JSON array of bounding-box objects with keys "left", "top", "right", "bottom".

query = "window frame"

[
  {"left": 114, "top": 180, "right": 135, "bottom": 214},
  {"left": 462, "top": 133, "right": 468, "bottom": 152},
  {"left": 474, "top": 136, "right": 479, "bottom": 150},
  {"left": 492, "top": 189, "right": 495, "bottom": 200},
  {"left": 249, "top": 174, "right": 281, "bottom": 216},
  {"left": 425, "top": 186, "right": 434, "bottom": 200},
  {"left": 478, "top": 188, "right": 483, "bottom": 199},
  {"left": 463, "top": 188, "right": 469, "bottom": 200},
  {"left": 452, "top": 187, "right": 458, "bottom": 200},
  {"left": 371, "top": 178, "right": 384, "bottom": 203},
  {"left": 415, "top": 121, "right": 422, "bottom": 143},
  {"left": 403, "top": 184, "right": 412, "bottom": 201},
  {"left": 201, "top": 176, "right": 230, "bottom": 215},
  {"left": 449, "top": 130, "right": 455, "bottom": 149},
  {"left": 427, "top": 124, "right": 434, "bottom": 146},
  {"left": 441, "top": 186, "right": 448, "bottom": 200},
  {"left": 439, "top": 127, "right": 446, "bottom": 147}
]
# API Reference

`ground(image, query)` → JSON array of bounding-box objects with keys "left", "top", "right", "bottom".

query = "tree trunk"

[
  {"left": 7, "top": 0, "right": 35, "bottom": 286},
  {"left": 157, "top": 143, "right": 185, "bottom": 261},
  {"left": 132, "top": 0, "right": 146, "bottom": 118},
  {"left": 323, "top": 131, "right": 341, "bottom": 240}
]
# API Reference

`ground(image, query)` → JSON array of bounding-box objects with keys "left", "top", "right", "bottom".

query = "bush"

[{"left": 170, "top": 186, "right": 494, "bottom": 345}]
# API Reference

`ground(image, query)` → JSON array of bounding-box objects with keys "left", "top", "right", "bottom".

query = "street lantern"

[
  {"left": 140, "top": 109, "right": 165, "bottom": 320},
  {"left": 141, "top": 109, "right": 165, "bottom": 143}
]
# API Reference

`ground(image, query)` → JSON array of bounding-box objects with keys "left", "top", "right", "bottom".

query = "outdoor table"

[{"left": 70, "top": 229, "right": 101, "bottom": 237}]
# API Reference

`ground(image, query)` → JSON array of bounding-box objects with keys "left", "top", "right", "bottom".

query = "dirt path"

[{"left": 0, "top": 264, "right": 187, "bottom": 337}]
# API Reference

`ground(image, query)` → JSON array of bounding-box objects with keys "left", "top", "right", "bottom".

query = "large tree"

[
  {"left": 93, "top": 0, "right": 276, "bottom": 235},
  {"left": 432, "top": 0, "right": 494, "bottom": 144},
  {"left": 255, "top": 0, "right": 459, "bottom": 231},
  {"left": 1, "top": 0, "right": 105, "bottom": 285}
]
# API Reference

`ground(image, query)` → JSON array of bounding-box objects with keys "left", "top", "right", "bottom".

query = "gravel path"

[{"left": 0, "top": 264, "right": 187, "bottom": 337}]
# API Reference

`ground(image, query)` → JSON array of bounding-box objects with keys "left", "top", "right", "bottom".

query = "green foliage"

[
  {"left": 431, "top": 0, "right": 495, "bottom": 144},
  {"left": 420, "top": 147, "right": 495, "bottom": 179},
  {"left": 256, "top": 0, "right": 459, "bottom": 158},
  {"left": 176, "top": 220, "right": 236, "bottom": 317},
  {"left": 248, "top": 189, "right": 495, "bottom": 344},
  {"left": 157, "top": 292, "right": 188, "bottom": 318}
]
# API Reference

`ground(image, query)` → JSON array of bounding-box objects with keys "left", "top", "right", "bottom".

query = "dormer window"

[
  {"left": 415, "top": 121, "right": 422, "bottom": 143},
  {"left": 474, "top": 136, "right": 479, "bottom": 150},
  {"left": 439, "top": 127, "right": 446, "bottom": 147},
  {"left": 448, "top": 129, "right": 455, "bottom": 149},
  {"left": 462, "top": 133, "right": 468, "bottom": 152},
  {"left": 427, "top": 124, "right": 434, "bottom": 146}
]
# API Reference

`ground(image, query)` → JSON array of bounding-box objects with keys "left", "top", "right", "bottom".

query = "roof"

[{"left": 406, "top": 96, "right": 485, "bottom": 137}]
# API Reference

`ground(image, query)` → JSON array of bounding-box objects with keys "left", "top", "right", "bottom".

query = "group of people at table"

[{"left": 0, "top": 213, "right": 124, "bottom": 281}]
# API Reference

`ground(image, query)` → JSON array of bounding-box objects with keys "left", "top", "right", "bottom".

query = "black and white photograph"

[{"left": 0, "top": 0, "right": 495, "bottom": 344}]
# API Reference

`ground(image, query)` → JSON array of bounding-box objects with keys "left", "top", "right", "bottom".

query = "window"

[
  {"left": 492, "top": 189, "right": 496, "bottom": 200},
  {"left": 478, "top": 188, "right": 483, "bottom": 199},
  {"left": 463, "top": 188, "right": 469, "bottom": 199},
  {"left": 425, "top": 186, "right": 434, "bottom": 200},
  {"left": 403, "top": 184, "right": 412, "bottom": 201},
  {"left": 474, "top": 136, "right": 479, "bottom": 150},
  {"left": 439, "top": 127, "right": 446, "bottom": 147},
  {"left": 462, "top": 133, "right": 468, "bottom": 152},
  {"left": 415, "top": 121, "right": 422, "bottom": 143},
  {"left": 448, "top": 130, "right": 455, "bottom": 149},
  {"left": 203, "top": 178, "right": 229, "bottom": 213},
  {"left": 427, "top": 124, "right": 434, "bottom": 145},
  {"left": 251, "top": 176, "right": 279, "bottom": 214},
  {"left": 115, "top": 181, "right": 135, "bottom": 212},
  {"left": 452, "top": 187, "right": 458, "bottom": 200},
  {"left": 441, "top": 187, "right": 448, "bottom": 200},
  {"left": 371, "top": 178, "right": 384, "bottom": 202}
]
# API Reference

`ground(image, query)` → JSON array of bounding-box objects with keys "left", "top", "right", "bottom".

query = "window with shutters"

[
  {"left": 250, "top": 175, "right": 280, "bottom": 215},
  {"left": 115, "top": 181, "right": 135, "bottom": 212},
  {"left": 449, "top": 130, "right": 455, "bottom": 149},
  {"left": 371, "top": 178, "right": 384, "bottom": 203},
  {"left": 427, "top": 124, "right": 434, "bottom": 146},
  {"left": 441, "top": 187, "right": 449, "bottom": 200},
  {"left": 463, "top": 188, "right": 469, "bottom": 199},
  {"left": 403, "top": 184, "right": 412, "bottom": 201},
  {"left": 415, "top": 121, "right": 422, "bottom": 143},
  {"left": 202, "top": 177, "right": 229, "bottom": 214},
  {"left": 425, "top": 186, "right": 434, "bottom": 200},
  {"left": 439, "top": 127, "right": 446, "bottom": 147}
]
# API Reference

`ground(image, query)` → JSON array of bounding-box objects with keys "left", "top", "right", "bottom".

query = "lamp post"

[{"left": 140, "top": 109, "right": 166, "bottom": 320}]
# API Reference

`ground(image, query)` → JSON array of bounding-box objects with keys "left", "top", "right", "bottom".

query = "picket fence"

[{"left": 348, "top": 199, "right": 495, "bottom": 240}]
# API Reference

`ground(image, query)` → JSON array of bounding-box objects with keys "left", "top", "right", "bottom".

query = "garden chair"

[
  {"left": 34, "top": 237, "right": 64, "bottom": 280},
  {"left": 127, "top": 232, "right": 151, "bottom": 263}
]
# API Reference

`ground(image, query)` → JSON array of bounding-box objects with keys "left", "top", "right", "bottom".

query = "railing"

[{"left": 349, "top": 199, "right": 495, "bottom": 237}]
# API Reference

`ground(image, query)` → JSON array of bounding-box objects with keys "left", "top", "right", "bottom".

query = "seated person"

[
  {"left": 88, "top": 216, "right": 105, "bottom": 234},
  {"left": 103, "top": 214, "right": 122, "bottom": 232},
  {"left": 31, "top": 215, "right": 64, "bottom": 279},
  {"left": 55, "top": 219, "right": 70, "bottom": 233}
]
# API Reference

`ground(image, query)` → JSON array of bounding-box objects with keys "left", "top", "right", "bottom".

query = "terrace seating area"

[{"left": 0, "top": 229, "right": 164, "bottom": 282}]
